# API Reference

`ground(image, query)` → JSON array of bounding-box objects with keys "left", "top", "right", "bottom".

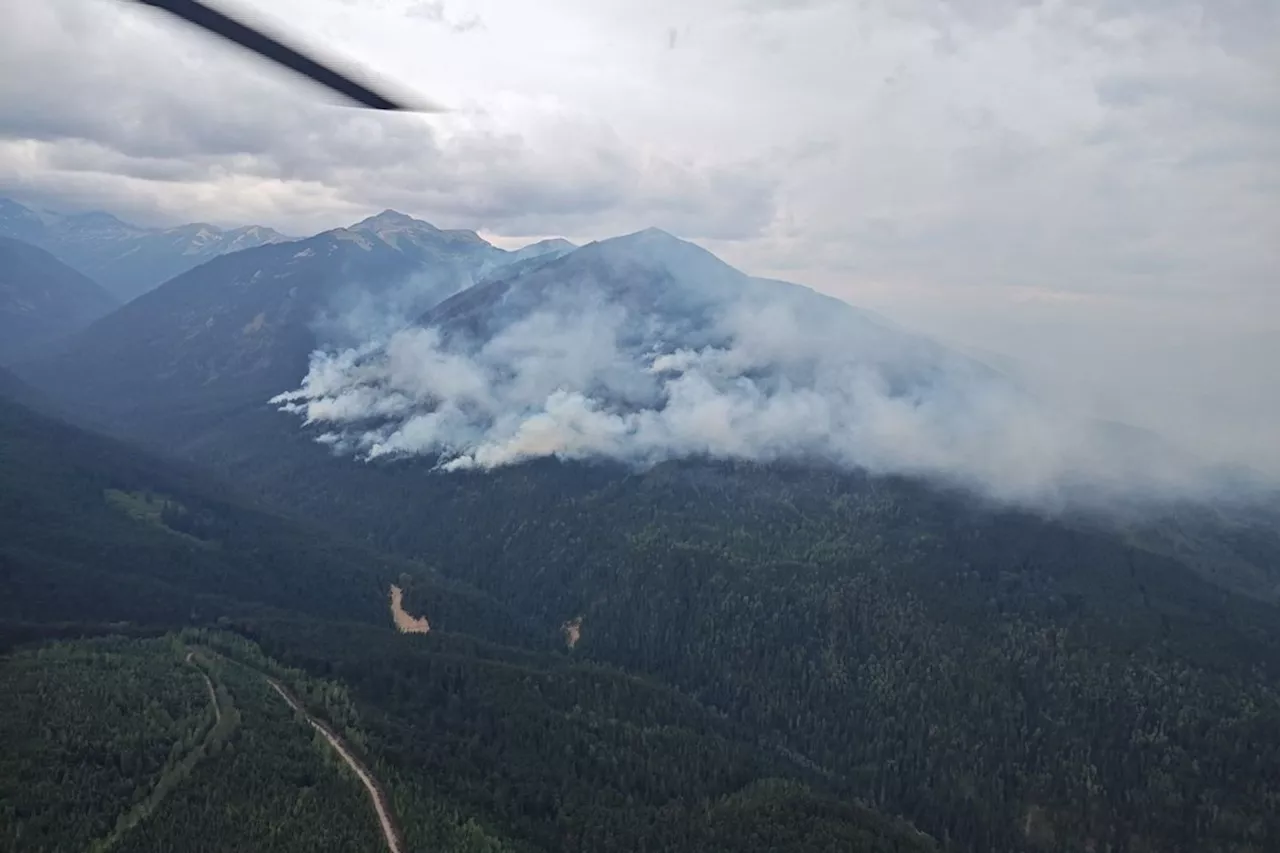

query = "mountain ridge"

[
  {"left": 11, "top": 209, "right": 574, "bottom": 448},
  {"left": 0, "top": 197, "right": 290, "bottom": 302},
  {"left": 0, "top": 236, "right": 119, "bottom": 364}
]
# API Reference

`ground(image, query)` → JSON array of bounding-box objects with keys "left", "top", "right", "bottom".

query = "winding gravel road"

[{"left": 267, "top": 679, "right": 405, "bottom": 853}]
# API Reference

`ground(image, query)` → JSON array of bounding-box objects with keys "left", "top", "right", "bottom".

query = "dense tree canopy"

[{"left": 3, "top": 384, "right": 1280, "bottom": 852}]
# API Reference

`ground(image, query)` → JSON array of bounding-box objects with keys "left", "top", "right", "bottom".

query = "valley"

[
  {"left": 2, "top": 204, "right": 1278, "bottom": 853},
  {"left": 0, "top": 235, "right": 118, "bottom": 364}
]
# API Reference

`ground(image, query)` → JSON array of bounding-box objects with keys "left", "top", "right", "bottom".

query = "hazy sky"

[{"left": 1, "top": 0, "right": 1277, "bottom": 470}]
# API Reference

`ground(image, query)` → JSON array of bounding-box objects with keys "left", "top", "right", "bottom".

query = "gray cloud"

[
  {"left": 406, "top": 1, "right": 446, "bottom": 20},
  {"left": 404, "top": 1, "right": 483, "bottom": 32},
  {"left": 747, "top": 0, "right": 1280, "bottom": 53},
  {"left": 0, "top": 1, "right": 771, "bottom": 237},
  {"left": 690, "top": 0, "right": 1279, "bottom": 480}
]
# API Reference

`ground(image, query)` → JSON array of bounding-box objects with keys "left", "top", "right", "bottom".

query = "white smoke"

[{"left": 271, "top": 249, "right": 1229, "bottom": 508}]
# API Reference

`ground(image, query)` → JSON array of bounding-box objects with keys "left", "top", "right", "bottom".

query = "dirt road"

[
  {"left": 94, "top": 650, "right": 233, "bottom": 852},
  {"left": 267, "top": 679, "right": 405, "bottom": 853},
  {"left": 186, "top": 652, "right": 220, "bottom": 724}
]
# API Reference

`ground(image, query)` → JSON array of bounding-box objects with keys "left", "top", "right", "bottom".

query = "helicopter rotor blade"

[{"left": 127, "top": 0, "right": 429, "bottom": 111}]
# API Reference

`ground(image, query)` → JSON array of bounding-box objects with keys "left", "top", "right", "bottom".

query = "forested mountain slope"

[
  {"left": 0, "top": 391, "right": 529, "bottom": 642},
  {"left": 0, "top": 366, "right": 54, "bottom": 415},
  {"left": 187, "top": 442, "right": 1280, "bottom": 851},
  {"left": 0, "top": 236, "right": 118, "bottom": 364},
  {"left": 12, "top": 364, "right": 1274, "bottom": 851},
  {"left": 0, "top": 392, "right": 937, "bottom": 852}
]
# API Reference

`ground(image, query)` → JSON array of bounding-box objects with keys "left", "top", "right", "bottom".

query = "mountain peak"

[
  {"left": 351, "top": 209, "right": 493, "bottom": 251},
  {"left": 0, "top": 197, "right": 37, "bottom": 217},
  {"left": 62, "top": 210, "right": 137, "bottom": 230},
  {"left": 0, "top": 197, "right": 44, "bottom": 237},
  {"left": 635, "top": 226, "right": 677, "bottom": 239},
  {"left": 0, "top": 198, "right": 291, "bottom": 302},
  {"left": 596, "top": 227, "right": 700, "bottom": 253},
  {"left": 234, "top": 225, "right": 279, "bottom": 237},
  {"left": 504, "top": 237, "right": 578, "bottom": 265},
  {"left": 582, "top": 227, "right": 734, "bottom": 282},
  {"left": 354, "top": 209, "right": 438, "bottom": 232},
  {"left": 523, "top": 237, "right": 576, "bottom": 251}
]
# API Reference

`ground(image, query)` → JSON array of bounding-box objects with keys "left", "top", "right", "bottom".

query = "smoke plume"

[{"left": 270, "top": 230, "right": 1245, "bottom": 509}]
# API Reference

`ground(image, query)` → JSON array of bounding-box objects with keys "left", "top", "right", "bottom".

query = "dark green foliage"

[
  {"left": 218, "top": 619, "right": 935, "bottom": 853},
  {"left": 0, "top": 395, "right": 935, "bottom": 851},
  {"left": 0, "top": 634, "right": 389, "bottom": 853},
  {"left": 0, "top": 394, "right": 532, "bottom": 642},
  {"left": 0, "top": 365, "right": 57, "bottom": 415},
  {"left": 3, "top": 378, "right": 1280, "bottom": 850},
  {"left": 693, "top": 780, "right": 940, "bottom": 853},
  {"left": 4, "top": 627, "right": 934, "bottom": 853},
  {"left": 180, "top": 435, "right": 1280, "bottom": 853},
  {"left": 110, "top": 653, "right": 385, "bottom": 853},
  {"left": 0, "top": 636, "right": 207, "bottom": 852}
]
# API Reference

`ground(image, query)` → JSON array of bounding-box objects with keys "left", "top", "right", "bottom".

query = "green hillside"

[
  {"left": 0, "top": 392, "right": 531, "bottom": 645},
  {"left": 0, "top": 394, "right": 942, "bottom": 852},
  {"left": 125, "top": 399, "right": 1280, "bottom": 852}
]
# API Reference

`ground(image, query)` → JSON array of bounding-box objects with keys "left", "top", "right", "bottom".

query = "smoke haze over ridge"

[
  {"left": 5, "top": 0, "right": 1275, "bottom": 508},
  {"left": 271, "top": 228, "right": 1255, "bottom": 510}
]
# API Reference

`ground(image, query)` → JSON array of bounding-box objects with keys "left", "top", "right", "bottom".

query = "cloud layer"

[{"left": 0, "top": 1, "right": 773, "bottom": 238}]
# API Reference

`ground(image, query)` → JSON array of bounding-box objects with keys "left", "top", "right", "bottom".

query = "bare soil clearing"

[
  {"left": 389, "top": 584, "right": 429, "bottom": 634},
  {"left": 561, "top": 615, "right": 583, "bottom": 649}
]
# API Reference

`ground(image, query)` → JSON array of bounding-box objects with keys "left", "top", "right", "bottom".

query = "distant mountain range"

[
  {"left": 0, "top": 236, "right": 119, "bottom": 364},
  {"left": 19, "top": 211, "right": 1012, "bottom": 493},
  {"left": 14, "top": 209, "right": 575, "bottom": 447},
  {"left": 0, "top": 196, "right": 288, "bottom": 302}
]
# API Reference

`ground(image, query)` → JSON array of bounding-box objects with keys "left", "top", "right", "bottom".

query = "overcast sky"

[{"left": 1, "top": 0, "right": 1277, "bottom": 471}]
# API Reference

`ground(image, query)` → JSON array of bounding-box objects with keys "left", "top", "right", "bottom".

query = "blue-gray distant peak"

[
  {"left": 0, "top": 196, "right": 287, "bottom": 302},
  {"left": 520, "top": 237, "right": 576, "bottom": 252},
  {"left": 350, "top": 209, "right": 487, "bottom": 246},
  {"left": 355, "top": 209, "right": 435, "bottom": 230}
]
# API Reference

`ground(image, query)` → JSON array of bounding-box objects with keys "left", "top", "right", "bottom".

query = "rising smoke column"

[{"left": 272, "top": 230, "right": 1225, "bottom": 507}]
